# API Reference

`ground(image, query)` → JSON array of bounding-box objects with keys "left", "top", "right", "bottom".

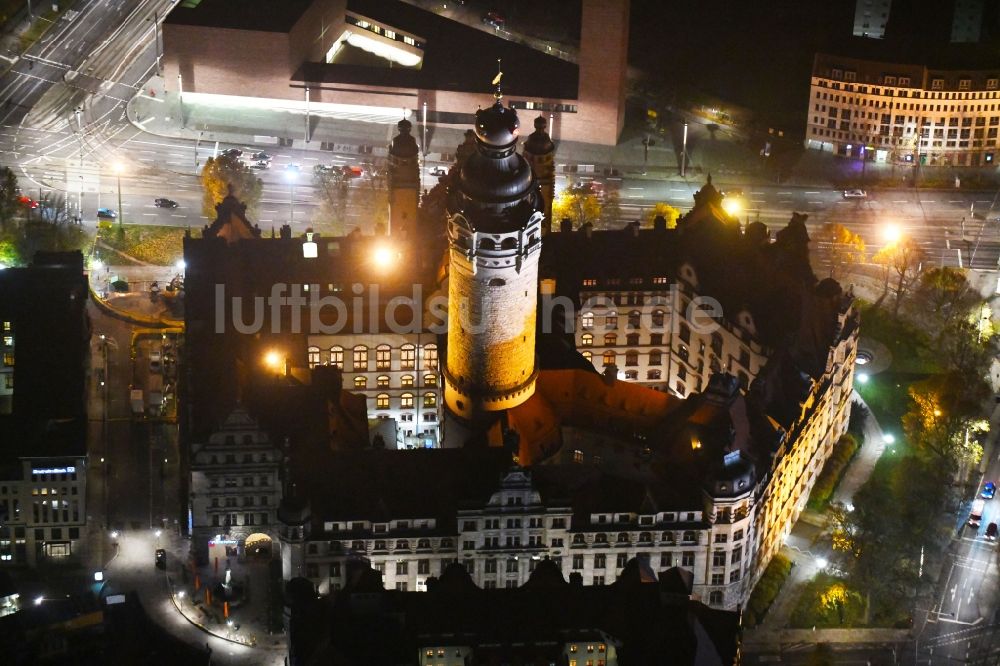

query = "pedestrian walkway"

[{"left": 833, "top": 392, "right": 886, "bottom": 508}]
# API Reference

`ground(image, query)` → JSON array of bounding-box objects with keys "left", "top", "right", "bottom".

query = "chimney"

[
  {"left": 629, "top": 221, "right": 639, "bottom": 237},
  {"left": 560, "top": 217, "right": 573, "bottom": 233},
  {"left": 653, "top": 215, "right": 667, "bottom": 231}
]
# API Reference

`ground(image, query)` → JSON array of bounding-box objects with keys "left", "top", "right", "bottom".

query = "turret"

[
  {"left": 522, "top": 116, "right": 556, "bottom": 235},
  {"left": 278, "top": 496, "right": 311, "bottom": 582},
  {"left": 387, "top": 119, "right": 420, "bottom": 237},
  {"left": 443, "top": 92, "right": 544, "bottom": 422}
]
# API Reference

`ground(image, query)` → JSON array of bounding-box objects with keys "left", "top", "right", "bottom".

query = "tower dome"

[
  {"left": 474, "top": 100, "right": 520, "bottom": 153},
  {"left": 522, "top": 116, "right": 556, "bottom": 235}
]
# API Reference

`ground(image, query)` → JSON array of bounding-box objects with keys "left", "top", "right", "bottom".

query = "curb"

[{"left": 165, "top": 575, "right": 258, "bottom": 649}]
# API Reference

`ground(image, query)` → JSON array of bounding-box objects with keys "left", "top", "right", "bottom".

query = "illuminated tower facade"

[
  {"left": 443, "top": 95, "right": 544, "bottom": 422},
  {"left": 387, "top": 119, "right": 419, "bottom": 236},
  {"left": 522, "top": 116, "right": 555, "bottom": 235}
]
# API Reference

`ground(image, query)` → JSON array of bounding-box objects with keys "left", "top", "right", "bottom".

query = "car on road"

[
  {"left": 221, "top": 148, "right": 243, "bottom": 159},
  {"left": 430, "top": 166, "right": 448, "bottom": 177},
  {"left": 722, "top": 188, "right": 744, "bottom": 199},
  {"left": 149, "top": 349, "right": 162, "bottom": 374},
  {"left": 155, "top": 548, "right": 166, "bottom": 569},
  {"left": 982, "top": 481, "right": 997, "bottom": 499},
  {"left": 250, "top": 151, "right": 272, "bottom": 162},
  {"left": 249, "top": 160, "right": 270, "bottom": 170},
  {"left": 154, "top": 198, "right": 177, "bottom": 208},
  {"left": 987, "top": 522, "right": 998, "bottom": 541},
  {"left": 482, "top": 11, "right": 505, "bottom": 28},
  {"left": 97, "top": 208, "right": 117, "bottom": 219},
  {"left": 842, "top": 189, "right": 867, "bottom": 199},
  {"left": 970, "top": 499, "right": 986, "bottom": 528}
]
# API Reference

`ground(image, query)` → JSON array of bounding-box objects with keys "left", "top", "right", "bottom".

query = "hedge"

[
  {"left": 744, "top": 552, "right": 792, "bottom": 627},
  {"left": 806, "top": 434, "right": 860, "bottom": 510}
]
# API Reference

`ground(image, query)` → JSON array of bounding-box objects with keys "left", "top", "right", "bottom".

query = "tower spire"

[{"left": 492, "top": 58, "right": 503, "bottom": 101}]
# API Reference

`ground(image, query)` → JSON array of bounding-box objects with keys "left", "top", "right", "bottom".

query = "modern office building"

[
  {"left": 805, "top": 52, "right": 1000, "bottom": 167},
  {"left": 161, "top": 0, "right": 629, "bottom": 146},
  {"left": 853, "top": 0, "right": 892, "bottom": 38}
]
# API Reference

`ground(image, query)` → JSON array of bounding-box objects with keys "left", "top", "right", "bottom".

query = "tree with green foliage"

[
  {"left": 908, "top": 267, "right": 982, "bottom": 343},
  {"left": 552, "top": 183, "right": 601, "bottom": 229},
  {"left": 641, "top": 202, "right": 681, "bottom": 228},
  {"left": 902, "top": 372, "right": 988, "bottom": 472},
  {"left": 200, "top": 155, "right": 263, "bottom": 218}
]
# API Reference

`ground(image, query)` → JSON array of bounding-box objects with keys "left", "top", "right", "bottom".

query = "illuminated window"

[
  {"left": 572, "top": 449, "right": 583, "bottom": 463},
  {"left": 401, "top": 392, "right": 414, "bottom": 408},
  {"left": 423, "top": 392, "right": 437, "bottom": 407},
  {"left": 581, "top": 333, "right": 593, "bottom": 346},
  {"left": 582, "top": 312, "right": 594, "bottom": 328},
  {"left": 353, "top": 345, "right": 368, "bottom": 371},
  {"left": 602, "top": 350, "right": 615, "bottom": 366},
  {"left": 1, "top": 336, "right": 11, "bottom": 346},
  {"left": 401, "top": 374, "right": 414, "bottom": 388},
  {"left": 329, "top": 346, "right": 344, "bottom": 369},
  {"left": 403, "top": 35, "right": 415, "bottom": 45},
  {"left": 581, "top": 350, "right": 592, "bottom": 362},
  {"left": 307, "top": 346, "right": 320, "bottom": 368},
  {"left": 376, "top": 375, "right": 390, "bottom": 388},
  {"left": 354, "top": 376, "right": 367, "bottom": 390},
  {"left": 1, "top": 322, "right": 9, "bottom": 332},
  {"left": 400, "top": 344, "right": 415, "bottom": 369},
  {"left": 582, "top": 278, "right": 597, "bottom": 287},
  {"left": 376, "top": 344, "right": 391, "bottom": 370},
  {"left": 422, "top": 344, "right": 438, "bottom": 370},
  {"left": 375, "top": 393, "right": 390, "bottom": 409},
  {"left": 2, "top": 352, "right": 12, "bottom": 367},
  {"left": 603, "top": 333, "right": 617, "bottom": 346},
  {"left": 423, "top": 373, "right": 437, "bottom": 386},
  {"left": 384, "top": 29, "right": 395, "bottom": 39}
]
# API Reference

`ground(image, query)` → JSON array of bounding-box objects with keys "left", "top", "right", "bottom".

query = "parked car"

[
  {"left": 842, "top": 189, "right": 867, "bottom": 199},
  {"left": 155, "top": 548, "right": 166, "bottom": 569},
  {"left": 221, "top": 148, "right": 243, "bottom": 158},
  {"left": 982, "top": 481, "right": 997, "bottom": 499},
  {"left": 430, "top": 165, "right": 448, "bottom": 177},
  {"left": 97, "top": 208, "right": 117, "bottom": 219},
  {"left": 154, "top": 198, "right": 177, "bottom": 208},
  {"left": 987, "top": 522, "right": 998, "bottom": 541},
  {"left": 342, "top": 165, "right": 363, "bottom": 178},
  {"left": 482, "top": 11, "right": 505, "bottom": 28}
]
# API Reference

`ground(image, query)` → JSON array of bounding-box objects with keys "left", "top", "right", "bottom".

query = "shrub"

[
  {"left": 745, "top": 552, "right": 792, "bottom": 627},
  {"left": 807, "top": 434, "right": 860, "bottom": 510}
]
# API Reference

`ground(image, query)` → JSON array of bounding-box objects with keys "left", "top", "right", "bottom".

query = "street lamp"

[
  {"left": 722, "top": 197, "right": 742, "bottom": 218},
  {"left": 882, "top": 223, "right": 902, "bottom": 245},
  {"left": 372, "top": 245, "right": 397, "bottom": 270},
  {"left": 285, "top": 166, "right": 299, "bottom": 225},
  {"left": 112, "top": 162, "right": 124, "bottom": 228}
]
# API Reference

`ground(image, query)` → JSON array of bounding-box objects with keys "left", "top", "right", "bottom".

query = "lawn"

[
  {"left": 97, "top": 225, "right": 186, "bottom": 266},
  {"left": 857, "top": 301, "right": 937, "bottom": 375}
]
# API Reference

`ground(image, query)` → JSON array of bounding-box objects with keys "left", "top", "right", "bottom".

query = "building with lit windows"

[
  {"left": 853, "top": 0, "right": 892, "bottom": 38},
  {"left": 805, "top": 52, "right": 1000, "bottom": 167},
  {"left": 161, "top": 0, "right": 629, "bottom": 146},
  {"left": 189, "top": 407, "right": 283, "bottom": 563}
]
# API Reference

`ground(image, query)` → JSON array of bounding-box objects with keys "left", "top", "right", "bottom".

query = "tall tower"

[
  {"left": 443, "top": 94, "right": 544, "bottom": 422},
  {"left": 387, "top": 119, "right": 419, "bottom": 236},
  {"left": 522, "top": 116, "right": 555, "bottom": 235}
]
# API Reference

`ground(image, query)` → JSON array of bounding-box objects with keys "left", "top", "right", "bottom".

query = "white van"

[{"left": 970, "top": 499, "right": 986, "bottom": 528}]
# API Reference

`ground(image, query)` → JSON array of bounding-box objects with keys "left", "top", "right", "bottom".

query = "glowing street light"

[
  {"left": 91, "top": 258, "right": 104, "bottom": 272},
  {"left": 882, "top": 223, "right": 902, "bottom": 245},
  {"left": 175, "top": 259, "right": 186, "bottom": 272},
  {"left": 856, "top": 372, "right": 869, "bottom": 384},
  {"left": 722, "top": 197, "right": 742, "bottom": 218},
  {"left": 816, "top": 557, "right": 828, "bottom": 569},
  {"left": 112, "top": 162, "right": 125, "bottom": 228},
  {"left": 883, "top": 433, "right": 896, "bottom": 445},
  {"left": 264, "top": 350, "right": 282, "bottom": 371},
  {"left": 110, "top": 530, "right": 119, "bottom": 539},
  {"left": 372, "top": 245, "right": 397, "bottom": 270},
  {"left": 34, "top": 596, "right": 43, "bottom": 606}
]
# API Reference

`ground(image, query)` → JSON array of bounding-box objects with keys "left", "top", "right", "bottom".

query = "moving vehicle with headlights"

[{"left": 982, "top": 481, "right": 996, "bottom": 499}]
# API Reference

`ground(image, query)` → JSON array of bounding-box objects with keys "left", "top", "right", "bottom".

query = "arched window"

[
  {"left": 423, "top": 373, "right": 437, "bottom": 386},
  {"left": 329, "top": 345, "right": 344, "bottom": 369},
  {"left": 625, "top": 350, "right": 639, "bottom": 366},
  {"left": 617, "top": 532, "right": 629, "bottom": 543},
  {"left": 602, "top": 350, "right": 616, "bottom": 367},
  {"left": 500, "top": 237, "right": 517, "bottom": 250},
  {"left": 396, "top": 540, "right": 409, "bottom": 550},
  {"left": 488, "top": 277, "right": 506, "bottom": 287},
  {"left": 422, "top": 343, "right": 438, "bottom": 370},
  {"left": 307, "top": 346, "right": 320, "bottom": 368},
  {"left": 417, "top": 538, "right": 431, "bottom": 549},
  {"left": 573, "top": 533, "right": 586, "bottom": 544},
  {"left": 401, "top": 392, "right": 414, "bottom": 408},
  {"left": 376, "top": 344, "right": 391, "bottom": 370},
  {"left": 353, "top": 345, "right": 368, "bottom": 371},
  {"left": 710, "top": 355, "right": 721, "bottom": 373},
  {"left": 647, "top": 369, "right": 662, "bottom": 380},
  {"left": 582, "top": 350, "right": 593, "bottom": 362},
  {"left": 662, "top": 531, "right": 675, "bottom": 544},
  {"left": 582, "top": 312, "right": 594, "bottom": 329},
  {"left": 595, "top": 533, "right": 608, "bottom": 544},
  {"left": 626, "top": 333, "right": 640, "bottom": 346},
  {"left": 649, "top": 349, "right": 662, "bottom": 365},
  {"left": 400, "top": 344, "right": 416, "bottom": 370},
  {"left": 605, "top": 311, "right": 618, "bottom": 329},
  {"left": 354, "top": 376, "right": 368, "bottom": 390},
  {"left": 604, "top": 333, "right": 617, "bottom": 346},
  {"left": 423, "top": 392, "right": 437, "bottom": 407},
  {"left": 375, "top": 393, "right": 389, "bottom": 409},
  {"left": 651, "top": 309, "right": 665, "bottom": 327},
  {"left": 479, "top": 238, "right": 496, "bottom": 250},
  {"left": 678, "top": 322, "right": 691, "bottom": 344},
  {"left": 581, "top": 333, "right": 593, "bottom": 346},
  {"left": 628, "top": 310, "right": 641, "bottom": 328},
  {"left": 401, "top": 374, "right": 414, "bottom": 387},
  {"left": 639, "top": 532, "right": 652, "bottom": 543},
  {"left": 682, "top": 530, "right": 696, "bottom": 543},
  {"left": 376, "top": 375, "right": 390, "bottom": 388}
]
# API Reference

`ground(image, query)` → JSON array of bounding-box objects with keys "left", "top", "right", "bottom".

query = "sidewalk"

[{"left": 832, "top": 391, "right": 886, "bottom": 508}]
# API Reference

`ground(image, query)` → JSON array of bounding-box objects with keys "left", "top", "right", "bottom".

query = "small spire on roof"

[{"left": 492, "top": 58, "right": 503, "bottom": 101}]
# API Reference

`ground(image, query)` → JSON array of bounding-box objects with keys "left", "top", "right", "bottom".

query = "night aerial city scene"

[{"left": 7, "top": 0, "right": 1000, "bottom": 664}]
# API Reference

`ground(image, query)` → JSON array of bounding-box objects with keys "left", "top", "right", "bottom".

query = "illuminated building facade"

[
  {"left": 805, "top": 53, "right": 1000, "bottom": 167},
  {"left": 162, "top": 0, "right": 630, "bottom": 146}
]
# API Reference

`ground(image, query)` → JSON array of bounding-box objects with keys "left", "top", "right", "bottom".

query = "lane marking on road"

[
  {"left": 893, "top": 200, "right": 908, "bottom": 203},
  {"left": 808, "top": 201, "right": 823, "bottom": 205},
  {"left": 805, "top": 191, "right": 820, "bottom": 194}
]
